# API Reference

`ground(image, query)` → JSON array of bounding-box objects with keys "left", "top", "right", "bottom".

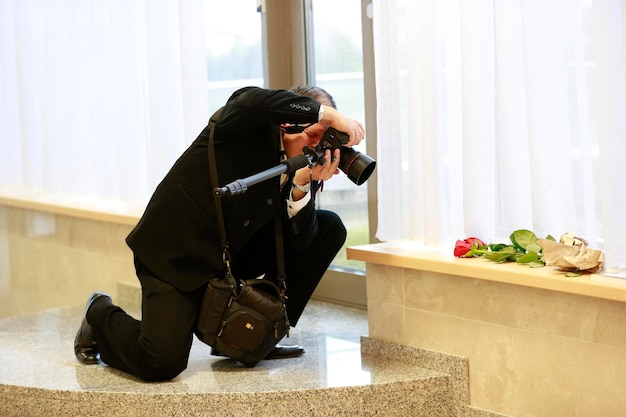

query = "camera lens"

[{"left": 339, "top": 148, "right": 377, "bottom": 186}]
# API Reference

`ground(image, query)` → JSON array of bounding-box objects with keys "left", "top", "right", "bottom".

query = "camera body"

[
  {"left": 315, "top": 127, "right": 350, "bottom": 154},
  {"left": 304, "top": 127, "right": 376, "bottom": 186}
]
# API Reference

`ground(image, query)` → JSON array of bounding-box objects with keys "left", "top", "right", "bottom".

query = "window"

[
  {"left": 258, "top": 0, "right": 374, "bottom": 307},
  {"left": 304, "top": 0, "right": 370, "bottom": 272},
  {"left": 203, "top": 0, "right": 373, "bottom": 277},
  {"left": 203, "top": 0, "right": 264, "bottom": 109}
]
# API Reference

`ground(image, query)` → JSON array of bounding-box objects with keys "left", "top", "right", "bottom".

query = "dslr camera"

[{"left": 303, "top": 128, "right": 376, "bottom": 185}]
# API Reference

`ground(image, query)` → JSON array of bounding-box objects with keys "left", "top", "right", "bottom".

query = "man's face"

[{"left": 280, "top": 122, "right": 328, "bottom": 158}]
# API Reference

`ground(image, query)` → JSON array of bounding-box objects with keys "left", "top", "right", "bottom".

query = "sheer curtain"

[
  {"left": 373, "top": 0, "right": 626, "bottom": 272},
  {"left": 0, "top": 0, "right": 209, "bottom": 209}
]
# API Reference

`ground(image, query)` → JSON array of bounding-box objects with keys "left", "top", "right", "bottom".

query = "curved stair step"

[{"left": 0, "top": 301, "right": 454, "bottom": 416}]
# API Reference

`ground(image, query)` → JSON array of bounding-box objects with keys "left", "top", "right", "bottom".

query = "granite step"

[{"left": 0, "top": 299, "right": 460, "bottom": 416}]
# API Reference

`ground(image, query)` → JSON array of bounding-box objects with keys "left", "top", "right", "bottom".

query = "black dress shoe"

[
  {"left": 74, "top": 291, "right": 111, "bottom": 364},
  {"left": 210, "top": 344, "right": 305, "bottom": 360},
  {"left": 264, "top": 344, "right": 305, "bottom": 359}
]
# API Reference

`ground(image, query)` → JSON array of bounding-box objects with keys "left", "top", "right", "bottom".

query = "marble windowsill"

[
  {"left": 347, "top": 241, "right": 626, "bottom": 303},
  {"left": 0, "top": 189, "right": 143, "bottom": 225}
]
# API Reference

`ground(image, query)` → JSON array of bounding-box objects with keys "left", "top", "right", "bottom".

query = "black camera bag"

[{"left": 196, "top": 273, "right": 289, "bottom": 367}]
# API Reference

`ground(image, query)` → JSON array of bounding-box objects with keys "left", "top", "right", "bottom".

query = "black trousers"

[{"left": 88, "top": 210, "right": 346, "bottom": 381}]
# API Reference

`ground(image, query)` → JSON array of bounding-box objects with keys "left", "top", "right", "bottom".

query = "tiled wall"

[
  {"left": 366, "top": 263, "right": 626, "bottom": 417},
  {"left": 0, "top": 206, "right": 137, "bottom": 318}
]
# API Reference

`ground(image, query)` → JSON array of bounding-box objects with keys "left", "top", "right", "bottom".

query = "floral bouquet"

[{"left": 454, "top": 229, "right": 604, "bottom": 275}]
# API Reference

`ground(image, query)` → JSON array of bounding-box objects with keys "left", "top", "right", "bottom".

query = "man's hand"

[
  {"left": 318, "top": 106, "right": 365, "bottom": 148},
  {"left": 310, "top": 148, "right": 340, "bottom": 181}
]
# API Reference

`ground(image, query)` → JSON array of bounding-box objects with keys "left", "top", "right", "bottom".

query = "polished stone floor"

[{"left": 0, "top": 300, "right": 380, "bottom": 392}]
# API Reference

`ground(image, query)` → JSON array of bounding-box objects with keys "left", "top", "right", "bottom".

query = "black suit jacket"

[{"left": 126, "top": 87, "right": 324, "bottom": 291}]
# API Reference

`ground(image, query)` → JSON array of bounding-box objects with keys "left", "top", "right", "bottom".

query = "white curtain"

[
  {"left": 373, "top": 0, "right": 626, "bottom": 272},
  {"left": 0, "top": 0, "right": 209, "bottom": 208}
]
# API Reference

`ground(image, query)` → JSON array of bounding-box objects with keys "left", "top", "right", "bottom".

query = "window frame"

[{"left": 261, "top": 0, "right": 378, "bottom": 308}]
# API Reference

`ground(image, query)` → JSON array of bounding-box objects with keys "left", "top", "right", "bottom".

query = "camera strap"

[{"left": 207, "top": 109, "right": 287, "bottom": 296}]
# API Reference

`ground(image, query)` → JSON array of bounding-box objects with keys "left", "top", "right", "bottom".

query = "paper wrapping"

[{"left": 537, "top": 232, "right": 604, "bottom": 273}]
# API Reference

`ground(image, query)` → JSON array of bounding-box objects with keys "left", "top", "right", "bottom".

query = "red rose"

[{"left": 454, "top": 237, "right": 486, "bottom": 257}]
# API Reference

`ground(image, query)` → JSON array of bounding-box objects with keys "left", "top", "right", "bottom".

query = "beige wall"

[
  {"left": 366, "top": 263, "right": 626, "bottom": 417},
  {"left": 0, "top": 206, "right": 137, "bottom": 318}
]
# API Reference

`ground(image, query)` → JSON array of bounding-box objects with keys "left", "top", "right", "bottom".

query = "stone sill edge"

[
  {"left": 0, "top": 190, "right": 142, "bottom": 226},
  {"left": 347, "top": 242, "right": 626, "bottom": 304}
]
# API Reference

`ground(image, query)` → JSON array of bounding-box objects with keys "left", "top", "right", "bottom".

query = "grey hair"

[{"left": 289, "top": 86, "right": 337, "bottom": 109}]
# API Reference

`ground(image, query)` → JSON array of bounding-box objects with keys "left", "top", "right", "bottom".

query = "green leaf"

[
  {"left": 517, "top": 251, "right": 539, "bottom": 264},
  {"left": 545, "top": 234, "right": 556, "bottom": 242},
  {"left": 485, "top": 246, "right": 516, "bottom": 262},
  {"left": 496, "top": 253, "right": 516, "bottom": 262},
  {"left": 489, "top": 243, "right": 508, "bottom": 252},
  {"left": 510, "top": 229, "right": 538, "bottom": 251},
  {"left": 565, "top": 272, "right": 583, "bottom": 277},
  {"left": 528, "top": 261, "right": 545, "bottom": 268},
  {"left": 526, "top": 243, "right": 542, "bottom": 254}
]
